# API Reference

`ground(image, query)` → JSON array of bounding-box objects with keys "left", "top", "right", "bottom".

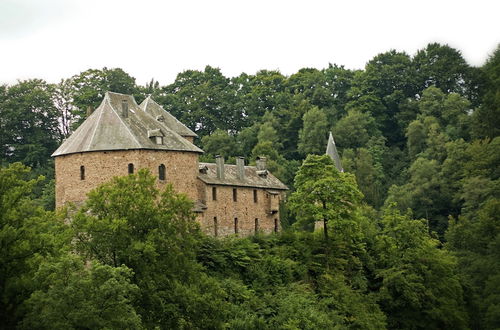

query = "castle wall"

[
  {"left": 198, "top": 184, "right": 282, "bottom": 237},
  {"left": 55, "top": 150, "right": 199, "bottom": 208},
  {"left": 55, "top": 149, "right": 284, "bottom": 238}
]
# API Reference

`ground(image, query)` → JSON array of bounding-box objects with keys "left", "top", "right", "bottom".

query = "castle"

[{"left": 52, "top": 92, "right": 288, "bottom": 237}]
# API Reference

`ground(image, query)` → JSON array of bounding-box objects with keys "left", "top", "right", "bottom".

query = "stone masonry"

[{"left": 53, "top": 92, "right": 288, "bottom": 237}]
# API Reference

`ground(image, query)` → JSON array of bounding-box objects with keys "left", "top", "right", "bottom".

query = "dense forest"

[{"left": 1, "top": 42, "right": 499, "bottom": 329}]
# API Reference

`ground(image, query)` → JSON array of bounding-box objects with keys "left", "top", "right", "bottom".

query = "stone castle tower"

[{"left": 52, "top": 92, "right": 287, "bottom": 237}]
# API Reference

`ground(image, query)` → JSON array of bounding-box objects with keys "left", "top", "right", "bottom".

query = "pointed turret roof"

[
  {"left": 139, "top": 96, "right": 197, "bottom": 138},
  {"left": 326, "top": 132, "right": 343, "bottom": 172},
  {"left": 52, "top": 92, "right": 203, "bottom": 157}
]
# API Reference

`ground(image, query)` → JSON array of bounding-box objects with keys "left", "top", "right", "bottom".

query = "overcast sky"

[{"left": 1, "top": 0, "right": 499, "bottom": 86}]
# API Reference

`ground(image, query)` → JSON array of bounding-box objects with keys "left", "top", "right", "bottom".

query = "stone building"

[{"left": 52, "top": 92, "right": 287, "bottom": 237}]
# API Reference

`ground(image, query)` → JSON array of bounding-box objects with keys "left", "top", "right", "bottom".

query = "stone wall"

[
  {"left": 55, "top": 149, "right": 200, "bottom": 208},
  {"left": 55, "top": 149, "right": 284, "bottom": 237},
  {"left": 199, "top": 184, "right": 283, "bottom": 237}
]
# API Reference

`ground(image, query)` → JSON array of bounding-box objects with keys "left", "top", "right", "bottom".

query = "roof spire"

[{"left": 326, "top": 132, "right": 343, "bottom": 172}]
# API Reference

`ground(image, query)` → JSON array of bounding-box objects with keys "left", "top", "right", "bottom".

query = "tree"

[
  {"left": 0, "top": 80, "right": 59, "bottom": 168},
  {"left": 70, "top": 67, "right": 137, "bottom": 129},
  {"left": 21, "top": 255, "right": 142, "bottom": 330},
  {"left": 471, "top": 45, "right": 500, "bottom": 139},
  {"left": 413, "top": 43, "right": 480, "bottom": 103},
  {"left": 297, "top": 106, "right": 328, "bottom": 156},
  {"left": 346, "top": 50, "right": 416, "bottom": 145},
  {"left": 52, "top": 79, "right": 77, "bottom": 140},
  {"left": 201, "top": 129, "right": 238, "bottom": 159},
  {"left": 289, "top": 155, "right": 363, "bottom": 240},
  {"left": 418, "top": 86, "right": 471, "bottom": 140},
  {"left": 386, "top": 156, "right": 451, "bottom": 235},
  {"left": 0, "top": 163, "right": 67, "bottom": 328},
  {"left": 333, "top": 109, "right": 379, "bottom": 150},
  {"left": 72, "top": 170, "right": 227, "bottom": 328},
  {"left": 446, "top": 199, "right": 500, "bottom": 329},
  {"left": 161, "top": 66, "right": 240, "bottom": 137},
  {"left": 375, "top": 207, "right": 468, "bottom": 329}
]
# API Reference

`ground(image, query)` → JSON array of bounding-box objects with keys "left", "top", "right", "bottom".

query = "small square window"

[{"left": 155, "top": 136, "right": 163, "bottom": 145}]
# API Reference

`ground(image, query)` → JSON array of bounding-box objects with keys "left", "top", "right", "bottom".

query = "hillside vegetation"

[{"left": 0, "top": 43, "right": 499, "bottom": 329}]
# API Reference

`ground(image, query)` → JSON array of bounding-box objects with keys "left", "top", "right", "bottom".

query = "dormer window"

[{"left": 148, "top": 129, "right": 164, "bottom": 145}]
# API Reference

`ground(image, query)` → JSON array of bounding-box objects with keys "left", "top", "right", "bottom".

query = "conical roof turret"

[{"left": 326, "top": 132, "right": 343, "bottom": 172}]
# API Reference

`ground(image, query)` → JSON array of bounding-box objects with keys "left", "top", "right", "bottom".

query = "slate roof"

[
  {"left": 198, "top": 163, "right": 288, "bottom": 190},
  {"left": 139, "top": 96, "right": 197, "bottom": 138},
  {"left": 52, "top": 92, "right": 203, "bottom": 157},
  {"left": 326, "top": 132, "right": 343, "bottom": 172}
]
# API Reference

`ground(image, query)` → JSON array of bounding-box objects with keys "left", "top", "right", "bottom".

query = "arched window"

[
  {"left": 158, "top": 164, "right": 166, "bottom": 180},
  {"left": 128, "top": 163, "right": 134, "bottom": 174},
  {"left": 80, "top": 165, "right": 85, "bottom": 180},
  {"left": 233, "top": 188, "right": 237, "bottom": 202}
]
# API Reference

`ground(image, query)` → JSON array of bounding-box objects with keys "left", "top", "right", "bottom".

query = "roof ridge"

[
  {"left": 86, "top": 98, "right": 107, "bottom": 150},
  {"left": 105, "top": 95, "right": 142, "bottom": 148}
]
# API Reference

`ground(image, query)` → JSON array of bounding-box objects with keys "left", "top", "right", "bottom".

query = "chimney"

[
  {"left": 236, "top": 157, "right": 245, "bottom": 181},
  {"left": 215, "top": 155, "right": 225, "bottom": 179},
  {"left": 122, "top": 100, "right": 128, "bottom": 118},
  {"left": 256, "top": 156, "right": 267, "bottom": 171},
  {"left": 86, "top": 106, "right": 94, "bottom": 117}
]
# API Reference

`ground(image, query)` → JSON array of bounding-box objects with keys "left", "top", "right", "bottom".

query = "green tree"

[
  {"left": 0, "top": 80, "right": 59, "bottom": 168},
  {"left": 289, "top": 154, "right": 363, "bottom": 240},
  {"left": 471, "top": 45, "right": 500, "bottom": 139},
  {"left": 201, "top": 129, "right": 238, "bottom": 159},
  {"left": 70, "top": 67, "right": 137, "bottom": 129},
  {"left": 72, "top": 170, "right": 227, "bottom": 328},
  {"left": 375, "top": 207, "right": 468, "bottom": 329},
  {"left": 162, "top": 66, "right": 241, "bottom": 137},
  {"left": 333, "top": 109, "right": 379, "bottom": 150},
  {"left": 413, "top": 43, "right": 481, "bottom": 103},
  {"left": 0, "top": 163, "right": 67, "bottom": 328},
  {"left": 297, "top": 106, "right": 328, "bottom": 156},
  {"left": 21, "top": 254, "right": 142, "bottom": 330},
  {"left": 446, "top": 199, "right": 500, "bottom": 329}
]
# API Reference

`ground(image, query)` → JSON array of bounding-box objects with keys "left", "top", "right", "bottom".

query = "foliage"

[
  {"left": 289, "top": 154, "right": 363, "bottom": 239},
  {"left": 1, "top": 42, "right": 499, "bottom": 329},
  {"left": 21, "top": 255, "right": 142, "bottom": 330},
  {"left": 0, "top": 163, "right": 68, "bottom": 328}
]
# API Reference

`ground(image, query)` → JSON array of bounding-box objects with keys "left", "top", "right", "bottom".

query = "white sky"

[{"left": 1, "top": 0, "right": 499, "bottom": 86}]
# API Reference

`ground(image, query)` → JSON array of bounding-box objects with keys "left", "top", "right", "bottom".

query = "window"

[
  {"left": 253, "top": 189, "right": 258, "bottom": 203},
  {"left": 80, "top": 165, "right": 85, "bottom": 180},
  {"left": 128, "top": 163, "right": 134, "bottom": 174},
  {"left": 274, "top": 219, "right": 279, "bottom": 233},
  {"left": 234, "top": 218, "right": 239, "bottom": 234},
  {"left": 155, "top": 136, "right": 163, "bottom": 145},
  {"left": 158, "top": 164, "right": 166, "bottom": 180},
  {"left": 255, "top": 218, "right": 259, "bottom": 233},
  {"left": 214, "top": 217, "right": 218, "bottom": 237},
  {"left": 233, "top": 188, "right": 237, "bottom": 202},
  {"left": 212, "top": 187, "right": 217, "bottom": 201}
]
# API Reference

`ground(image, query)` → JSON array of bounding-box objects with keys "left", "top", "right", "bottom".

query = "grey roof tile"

[
  {"left": 326, "top": 131, "right": 343, "bottom": 172},
  {"left": 139, "top": 96, "right": 197, "bottom": 137},
  {"left": 198, "top": 163, "right": 288, "bottom": 190},
  {"left": 52, "top": 92, "right": 203, "bottom": 157}
]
